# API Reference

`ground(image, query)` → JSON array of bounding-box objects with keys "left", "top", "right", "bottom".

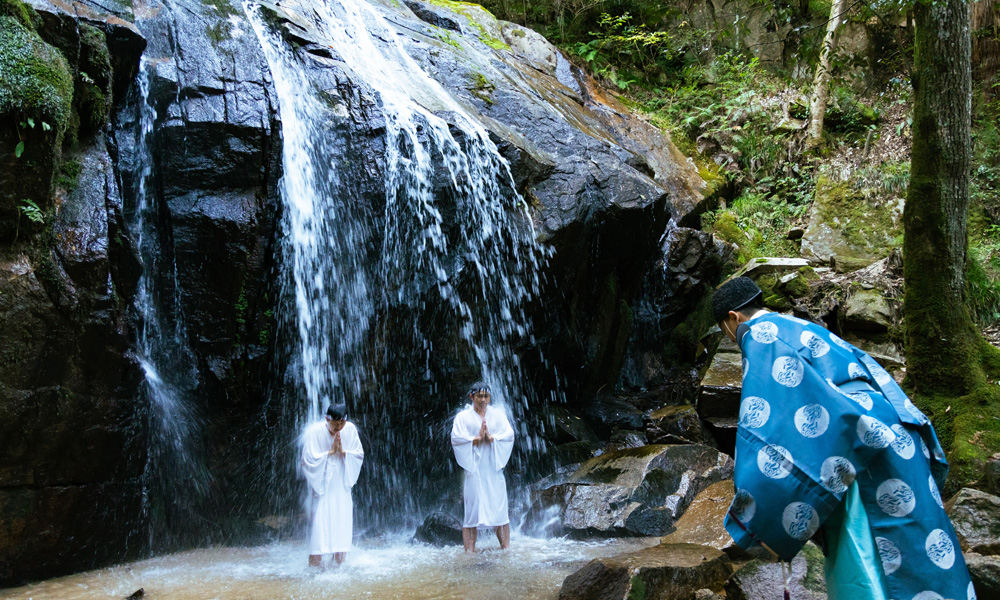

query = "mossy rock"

[
  {"left": 801, "top": 175, "right": 902, "bottom": 263},
  {"left": 75, "top": 24, "right": 113, "bottom": 135},
  {"left": 0, "top": 0, "right": 39, "bottom": 30},
  {"left": 0, "top": 15, "right": 74, "bottom": 131}
]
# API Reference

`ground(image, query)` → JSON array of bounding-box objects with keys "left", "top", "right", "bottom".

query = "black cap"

[{"left": 711, "top": 276, "right": 764, "bottom": 324}]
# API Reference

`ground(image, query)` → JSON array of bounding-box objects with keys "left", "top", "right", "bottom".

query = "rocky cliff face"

[{"left": 0, "top": 0, "right": 715, "bottom": 584}]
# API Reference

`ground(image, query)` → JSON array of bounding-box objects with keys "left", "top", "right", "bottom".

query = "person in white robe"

[
  {"left": 450, "top": 381, "right": 515, "bottom": 552},
  {"left": 300, "top": 403, "right": 364, "bottom": 567}
]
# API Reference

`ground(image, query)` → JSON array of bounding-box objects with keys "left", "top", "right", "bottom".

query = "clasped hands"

[
  {"left": 327, "top": 431, "right": 344, "bottom": 456},
  {"left": 472, "top": 419, "right": 493, "bottom": 446}
]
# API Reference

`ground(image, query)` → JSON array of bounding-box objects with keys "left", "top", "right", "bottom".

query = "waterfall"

[
  {"left": 245, "top": 0, "right": 552, "bottom": 528},
  {"left": 127, "top": 61, "right": 212, "bottom": 550}
]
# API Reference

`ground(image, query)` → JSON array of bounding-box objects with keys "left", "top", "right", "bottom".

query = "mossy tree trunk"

[
  {"left": 805, "top": 0, "right": 847, "bottom": 149},
  {"left": 903, "top": 0, "right": 977, "bottom": 395}
]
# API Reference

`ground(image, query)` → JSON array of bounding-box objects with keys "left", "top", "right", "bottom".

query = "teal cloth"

[{"left": 822, "top": 481, "right": 890, "bottom": 600}]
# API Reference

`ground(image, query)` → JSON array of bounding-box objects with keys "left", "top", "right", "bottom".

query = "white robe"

[
  {"left": 451, "top": 405, "right": 515, "bottom": 528},
  {"left": 301, "top": 420, "right": 364, "bottom": 555}
]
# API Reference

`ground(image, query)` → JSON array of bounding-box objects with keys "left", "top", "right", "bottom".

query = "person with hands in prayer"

[
  {"left": 451, "top": 381, "right": 515, "bottom": 553},
  {"left": 301, "top": 402, "right": 364, "bottom": 568}
]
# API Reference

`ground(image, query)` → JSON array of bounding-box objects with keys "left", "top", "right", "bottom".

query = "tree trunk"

[
  {"left": 904, "top": 0, "right": 975, "bottom": 395},
  {"left": 805, "top": 0, "right": 847, "bottom": 149}
]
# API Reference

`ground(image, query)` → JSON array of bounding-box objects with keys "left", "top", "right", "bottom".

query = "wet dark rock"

[
  {"left": 125, "top": 589, "right": 144, "bottom": 600},
  {"left": 526, "top": 444, "right": 733, "bottom": 537},
  {"left": 945, "top": 488, "right": 1000, "bottom": 555},
  {"left": 583, "top": 396, "right": 645, "bottom": 435},
  {"left": 619, "top": 228, "right": 737, "bottom": 392},
  {"left": 724, "top": 542, "right": 827, "bottom": 600},
  {"left": 607, "top": 430, "right": 647, "bottom": 451},
  {"left": 559, "top": 543, "right": 733, "bottom": 600},
  {"left": 413, "top": 511, "right": 464, "bottom": 546},
  {"left": 544, "top": 405, "right": 600, "bottom": 446},
  {"left": 646, "top": 404, "right": 712, "bottom": 446},
  {"left": 661, "top": 480, "right": 741, "bottom": 557},
  {"left": 965, "top": 553, "right": 1000, "bottom": 600},
  {"left": 697, "top": 338, "right": 742, "bottom": 432}
]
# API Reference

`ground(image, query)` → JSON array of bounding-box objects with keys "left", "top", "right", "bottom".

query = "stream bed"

[{"left": 2, "top": 534, "right": 656, "bottom": 600}]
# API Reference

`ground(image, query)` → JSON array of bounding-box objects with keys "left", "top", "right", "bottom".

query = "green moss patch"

[
  {"left": 912, "top": 340, "right": 1000, "bottom": 495},
  {"left": 812, "top": 174, "right": 902, "bottom": 258},
  {"left": 0, "top": 16, "right": 74, "bottom": 135},
  {"left": 0, "top": 0, "right": 38, "bottom": 30}
]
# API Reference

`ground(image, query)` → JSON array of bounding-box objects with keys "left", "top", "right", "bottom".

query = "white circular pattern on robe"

[
  {"left": 912, "top": 593, "right": 945, "bottom": 600},
  {"left": 732, "top": 489, "right": 756, "bottom": 523},
  {"left": 876, "top": 478, "right": 917, "bottom": 517},
  {"left": 970, "top": 581, "right": 978, "bottom": 600},
  {"left": 848, "top": 362, "right": 868, "bottom": 380},
  {"left": 929, "top": 474, "right": 944, "bottom": 508},
  {"left": 820, "top": 456, "right": 856, "bottom": 493},
  {"left": 876, "top": 537, "right": 902, "bottom": 575},
  {"left": 858, "top": 415, "right": 896, "bottom": 449},
  {"left": 740, "top": 396, "right": 771, "bottom": 428},
  {"left": 925, "top": 529, "right": 956, "bottom": 569},
  {"left": 919, "top": 436, "right": 931, "bottom": 459},
  {"left": 772, "top": 356, "right": 804, "bottom": 387},
  {"left": 829, "top": 332, "right": 853, "bottom": 350},
  {"left": 848, "top": 391, "right": 874, "bottom": 411},
  {"left": 800, "top": 330, "right": 831, "bottom": 358},
  {"left": 795, "top": 404, "right": 830, "bottom": 438},
  {"left": 782, "top": 502, "right": 820, "bottom": 540},
  {"left": 905, "top": 397, "right": 928, "bottom": 423},
  {"left": 750, "top": 321, "right": 779, "bottom": 344},
  {"left": 868, "top": 360, "right": 894, "bottom": 387},
  {"left": 890, "top": 424, "right": 916, "bottom": 459},
  {"left": 758, "top": 445, "right": 793, "bottom": 479}
]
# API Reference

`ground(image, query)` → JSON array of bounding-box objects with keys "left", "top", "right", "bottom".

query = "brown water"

[{"left": 2, "top": 534, "right": 657, "bottom": 600}]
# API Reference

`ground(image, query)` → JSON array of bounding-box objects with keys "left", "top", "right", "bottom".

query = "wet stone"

[
  {"left": 646, "top": 404, "right": 711, "bottom": 446},
  {"left": 559, "top": 543, "right": 733, "bottom": 600},
  {"left": 412, "top": 511, "right": 463, "bottom": 547},
  {"left": 661, "top": 480, "right": 742, "bottom": 556},
  {"left": 945, "top": 488, "right": 1000, "bottom": 555},
  {"left": 724, "top": 542, "right": 827, "bottom": 600},
  {"left": 965, "top": 553, "right": 1000, "bottom": 600},
  {"left": 526, "top": 445, "right": 734, "bottom": 538},
  {"left": 698, "top": 342, "right": 742, "bottom": 430}
]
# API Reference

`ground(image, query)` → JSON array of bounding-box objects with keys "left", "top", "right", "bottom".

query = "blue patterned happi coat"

[{"left": 724, "top": 312, "right": 975, "bottom": 600}]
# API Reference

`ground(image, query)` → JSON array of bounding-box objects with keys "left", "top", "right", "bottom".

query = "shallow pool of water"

[{"left": 3, "top": 534, "right": 657, "bottom": 600}]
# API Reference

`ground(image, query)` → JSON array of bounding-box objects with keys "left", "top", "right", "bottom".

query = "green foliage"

[
  {"left": 437, "top": 30, "right": 461, "bottom": 49},
  {"left": 18, "top": 198, "right": 43, "bottom": 224},
  {"left": 967, "top": 237, "right": 1000, "bottom": 327},
  {"left": 702, "top": 191, "right": 804, "bottom": 262},
  {"left": 0, "top": 0, "right": 38, "bottom": 30},
  {"left": 0, "top": 16, "right": 73, "bottom": 139},
  {"left": 573, "top": 12, "right": 677, "bottom": 89}
]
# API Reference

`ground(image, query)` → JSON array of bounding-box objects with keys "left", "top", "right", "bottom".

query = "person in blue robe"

[{"left": 714, "top": 277, "right": 975, "bottom": 600}]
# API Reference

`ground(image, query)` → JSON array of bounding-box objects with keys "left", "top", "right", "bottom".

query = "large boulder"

[
  {"left": 965, "top": 553, "right": 1000, "bottom": 600},
  {"left": 801, "top": 175, "right": 903, "bottom": 264},
  {"left": 559, "top": 543, "right": 733, "bottom": 600},
  {"left": 945, "top": 488, "right": 1000, "bottom": 555},
  {"left": 646, "top": 404, "right": 713, "bottom": 446},
  {"left": 525, "top": 444, "right": 733, "bottom": 537},
  {"left": 724, "top": 542, "right": 827, "bottom": 600},
  {"left": 661, "top": 480, "right": 741, "bottom": 556}
]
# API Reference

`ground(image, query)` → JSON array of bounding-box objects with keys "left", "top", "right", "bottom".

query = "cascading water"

[
  {"left": 245, "top": 0, "right": 555, "bottom": 528},
  {"left": 127, "top": 61, "right": 212, "bottom": 550}
]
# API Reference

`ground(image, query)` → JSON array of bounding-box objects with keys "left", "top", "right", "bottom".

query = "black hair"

[
  {"left": 326, "top": 403, "right": 348, "bottom": 421},
  {"left": 467, "top": 381, "right": 491, "bottom": 396},
  {"left": 711, "top": 276, "right": 764, "bottom": 324}
]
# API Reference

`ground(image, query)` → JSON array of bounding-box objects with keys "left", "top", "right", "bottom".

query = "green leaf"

[
  {"left": 14, "top": 142, "right": 24, "bottom": 158},
  {"left": 41, "top": 122, "right": 51, "bottom": 132},
  {"left": 26, "top": 118, "right": 35, "bottom": 128}
]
